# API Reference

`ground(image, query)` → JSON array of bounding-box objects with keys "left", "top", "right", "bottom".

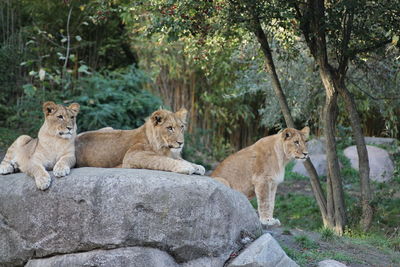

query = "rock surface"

[
  {"left": 306, "top": 139, "right": 326, "bottom": 155},
  {"left": 344, "top": 145, "right": 394, "bottom": 182},
  {"left": 318, "top": 259, "right": 348, "bottom": 267},
  {"left": 364, "top": 137, "right": 397, "bottom": 146},
  {"left": 0, "top": 167, "right": 262, "bottom": 266},
  {"left": 25, "top": 247, "right": 178, "bottom": 267},
  {"left": 227, "top": 233, "right": 298, "bottom": 267},
  {"left": 292, "top": 154, "right": 328, "bottom": 177}
]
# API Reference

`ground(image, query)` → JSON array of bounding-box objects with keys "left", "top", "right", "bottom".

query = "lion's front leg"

[
  {"left": 27, "top": 163, "right": 52, "bottom": 190},
  {"left": 122, "top": 150, "right": 199, "bottom": 175},
  {"left": 254, "top": 179, "right": 280, "bottom": 227},
  {"left": 180, "top": 159, "right": 205, "bottom": 175},
  {"left": 53, "top": 154, "right": 75, "bottom": 178}
]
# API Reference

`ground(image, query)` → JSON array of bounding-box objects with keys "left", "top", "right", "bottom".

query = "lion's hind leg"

[
  {"left": 0, "top": 135, "right": 32, "bottom": 175},
  {"left": 212, "top": 176, "right": 231, "bottom": 187}
]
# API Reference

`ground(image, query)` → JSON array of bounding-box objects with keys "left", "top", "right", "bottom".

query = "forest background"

[{"left": 0, "top": 0, "right": 399, "bottom": 265}]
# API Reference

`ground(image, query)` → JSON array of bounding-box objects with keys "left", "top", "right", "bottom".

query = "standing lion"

[
  {"left": 0, "top": 101, "right": 80, "bottom": 190},
  {"left": 211, "top": 127, "right": 309, "bottom": 226}
]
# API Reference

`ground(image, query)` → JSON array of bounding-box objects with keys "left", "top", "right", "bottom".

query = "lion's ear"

[
  {"left": 68, "top": 103, "right": 80, "bottom": 114},
  {"left": 175, "top": 107, "right": 188, "bottom": 123},
  {"left": 281, "top": 128, "right": 294, "bottom": 140},
  {"left": 151, "top": 110, "right": 166, "bottom": 126},
  {"left": 300, "top": 126, "right": 310, "bottom": 140},
  {"left": 42, "top": 101, "right": 58, "bottom": 116}
]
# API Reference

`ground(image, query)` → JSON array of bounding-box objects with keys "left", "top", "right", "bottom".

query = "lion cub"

[
  {"left": 0, "top": 101, "right": 80, "bottom": 190},
  {"left": 211, "top": 127, "right": 309, "bottom": 226},
  {"left": 75, "top": 108, "right": 205, "bottom": 175}
]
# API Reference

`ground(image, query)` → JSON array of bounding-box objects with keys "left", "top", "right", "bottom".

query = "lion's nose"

[
  {"left": 177, "top": 141, "right": 183, "bottom": 146},
  {"left": 303, "top": 152, "right": 309, "bottom": 156},
  {"left": 66, "top": 126, "right": 72, "bottom": 131}
]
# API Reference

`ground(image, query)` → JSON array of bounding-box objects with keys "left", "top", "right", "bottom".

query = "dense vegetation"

[{"left": 0, "top": 0, "right": 399, "bottom": 261}]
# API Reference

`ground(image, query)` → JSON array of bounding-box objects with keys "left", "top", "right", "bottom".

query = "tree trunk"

[
  {"left": 318, "top": 65, "right": 346, "bottom": 235},
  {"left": 252, "top": 19, "right": 329, "bottom": 226},
  {"left": 336, "top": 82, "right": 373, "bottom": 230}
]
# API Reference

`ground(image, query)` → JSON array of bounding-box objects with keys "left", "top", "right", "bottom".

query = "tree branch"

[{"left": 348, "top": 39, "right": 391, "bottom": 58}]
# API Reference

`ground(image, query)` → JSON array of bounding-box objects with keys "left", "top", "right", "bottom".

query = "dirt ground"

[
  {"left": 274, "top": 180, "right": 400, "bottom": 267},
  {"left": 269, "top": 227, "right": 400, "bottom": 267}
]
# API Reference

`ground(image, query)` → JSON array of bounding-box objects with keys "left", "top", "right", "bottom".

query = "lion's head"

[
  {"left": 147, "top": 107, "right": 188, "bottom": 152},
  {"left": 281, "top": 127, "right": 310, "bottom": 160},
  {"left": 42, "top": 101, "right": 80, "bottom": 139}
]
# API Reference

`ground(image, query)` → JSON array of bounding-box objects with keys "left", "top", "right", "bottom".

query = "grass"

[
  {"left": 295, "top": 234, "right": 319, "bottom": 249},
  {"left": 282, "top": 244, "right": 358, "bottom": 267},
  {"left": 271, "top": 139, "right": 400, "bottom": 265},
  {"left": 250, "top": 193, "right": 322, "bottom": 230},
  {"left": 320, "top": 227, "right": 335, "bottom": 241}
]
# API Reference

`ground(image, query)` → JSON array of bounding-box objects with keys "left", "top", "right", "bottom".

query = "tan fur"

[
  {"left": 211, "top": 127, "right": 310, "bottom": 226},
  {"left": 75, "top": 108, "right": 205, "bottom": 175},
  {"left": 0, "top": 101, "right": 80, "bottom": 190}
]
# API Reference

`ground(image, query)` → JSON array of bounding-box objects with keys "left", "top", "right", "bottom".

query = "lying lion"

[
  {"left": 211, "top": 127, "right": 309, "bottom": 226},
  {"left": 0, "top": 101, "right": 80, "bottom": 190},
  {"left": 75, "top": 108, "right": 205, "bottom": 175}
]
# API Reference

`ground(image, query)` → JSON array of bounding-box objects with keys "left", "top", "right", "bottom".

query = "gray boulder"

[
  {"left": 344, "top": 145, "right": 394, "bottom": 182},
  {"left": 318, "top": 259, "right": 348, "bottom": 267},
  {"left": 228, "top": 233, "right": 298, "bottom": 267},
  {"left": 306, "top": 139, "right": 326, "bottom": 155},
  {"left": 364, "top": 137, "right": 397, "bottom": 146},
  {"left": 25, "top": 247, "right": 178, "bottom": 267},
  {"left": 0, "top": 167, "right": 262, "bottom": 266},
  {"left": 292, "top": 154, "right": 328, "bottom": 177}
]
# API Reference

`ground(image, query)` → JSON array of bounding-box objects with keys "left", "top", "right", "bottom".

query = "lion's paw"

[
  {"left": 173, "top": 161, "right": 197, "bottom": 175},
  {"left": 0, "top": 163, "right": 14, "bottom": 175},
  {"left": 192, "top": 164, "right": 206, "bottom": 175},
  {"left": 53, "top": 163, "right": 70, "bottom": 177},
  {"left": 35, "top": 174, "right": 51, "bottom": 190},
  {"left": 260, "top": 217, "right": 281, "bottom": 227}
]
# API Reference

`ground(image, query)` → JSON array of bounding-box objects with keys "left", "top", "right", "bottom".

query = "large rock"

[
  {"left": 25, "top": 247, "right": 178, "bottom": 267},
  {"left": 364, "top": 137, "right": 397, "bottom": 146},
  {"left": 292, "top": 154, "right": 328, "bottom": 177},
  {"left": 306, "top": 139, "right": 326, "bottom": 155},
  {"left": 344, "top": 145, "right": 394, "bottom": 182},
  {"left": 0, "top": 167, "right": 262, "bottom": 266},
  {"left": 228, "top": 233, "right": 298, "bottom": 267}
]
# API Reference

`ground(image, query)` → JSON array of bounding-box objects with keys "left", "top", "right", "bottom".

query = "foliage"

[
  {"left": 71, "top": 67, "right": 161, "bottom": 131},
  {"left": 2, "top": 67, "right": 161, "bottom": 141}
]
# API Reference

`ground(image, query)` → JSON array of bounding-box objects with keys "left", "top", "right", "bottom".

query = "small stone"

[
  {"left": 318, "top": 259, "right": 348, "bottom": 267},
  {"left": 228, "top": 233, "right": 299, "bottom": 267}
]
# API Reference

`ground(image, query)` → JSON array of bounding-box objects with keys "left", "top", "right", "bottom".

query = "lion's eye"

[
  {"left": 71, "top": 116, "right": 74, "bottom": 119},
  {"left": 181, "top": 125, "right": 184, "bottom": 130},
  {"left": 294, "top": 141, "right": 299, "bottom": 145},
  {"left": 167, "top": 126, "right": 173, "bottom": 131},
  {"left": 57, "top": 115, "right": 64, "bottom": 119}
]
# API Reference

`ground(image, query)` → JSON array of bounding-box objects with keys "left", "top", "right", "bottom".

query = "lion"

[
  {"left": 75, "top": 108, "right": 205, "bottom": 175},
  {"left": 211, "top": 127, "right": 309, "bottom": 226},
  {"left": 0, "top": 101, "right": 80, "bottom": 190}
]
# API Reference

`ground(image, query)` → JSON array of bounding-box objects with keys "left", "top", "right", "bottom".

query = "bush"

[
  {"left": 70, "top": 67, "right": 162, "bottom": 132},
  {"left": 3, "top": 66, "right": 162, "bottom": 141}
]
